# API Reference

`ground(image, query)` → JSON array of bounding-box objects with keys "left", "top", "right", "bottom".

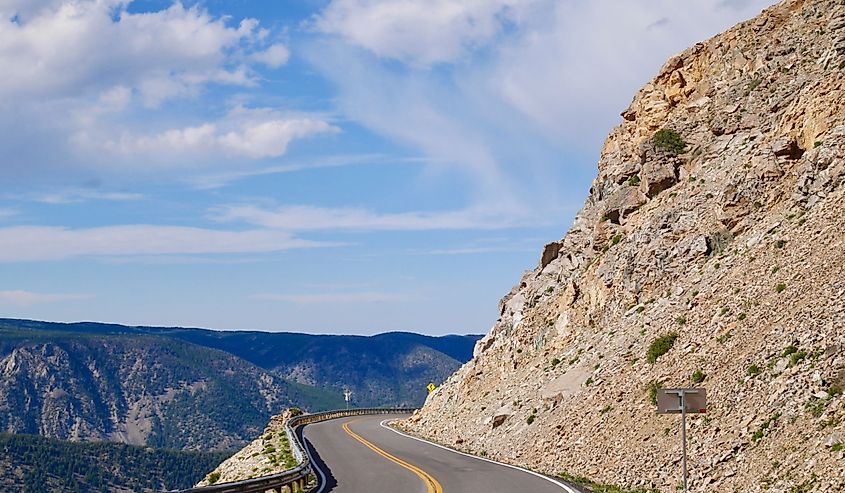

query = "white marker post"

[
  {"left": 657, "top": 388, "right": 707, "bottom": 493},
  {"left": 343, "top": 389, "right": 352, "bottom": 410}
]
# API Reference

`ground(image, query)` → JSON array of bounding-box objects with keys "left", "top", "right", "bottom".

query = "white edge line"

[
  {"left": 300, "top": 427, "right": 328, "bottom": 493},
  {"left": 380, "top": 419, "right": 579, "bottom": 493}
]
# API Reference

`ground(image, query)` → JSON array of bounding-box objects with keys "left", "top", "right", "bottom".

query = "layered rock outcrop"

[{"left": 406, "top": 1, "right": 845, "bottom": 491}]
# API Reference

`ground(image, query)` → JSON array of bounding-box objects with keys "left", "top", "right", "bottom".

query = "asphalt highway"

[{"left": 300, "top": 414, "right": 576, "bottom": 493}]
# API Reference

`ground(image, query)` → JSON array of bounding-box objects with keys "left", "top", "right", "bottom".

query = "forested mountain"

[
  {"left": 0, "top": 325, "right": 342, "bottom": 450},
  {"left": 0, "top": 318, "right": 479, "bottom": 407},
  {"left": 0, "top": 318, "right": 479, "bottom": 451},
  {"left": 0, "top": 433, "right": 231, "bottom": 492}
]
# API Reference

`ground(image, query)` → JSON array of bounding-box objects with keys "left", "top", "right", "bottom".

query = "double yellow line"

[{"left": 342, "top": 420, "right": 443, "bottom": 493}]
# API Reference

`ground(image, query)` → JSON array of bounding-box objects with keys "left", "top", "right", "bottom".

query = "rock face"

[{"left": 405, "top": 1, "right": 845, "bottom": 492}]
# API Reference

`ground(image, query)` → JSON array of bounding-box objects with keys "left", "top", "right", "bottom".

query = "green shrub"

[
  {"left": 647, "top": 333, "right": 678, "bottom": 363},
  {"left": 526, "top": 414, "right": 536, "bottom": 425},
  {"left": 774, "top": 239, "right": 786, "bottom": 249},
  {"left": 692, "top": 370, "right": 706, "bottom": 384},
  {"left": 788, "top": 350, "right": 807, "bottom": 368},
  {"left": 775, "top": 283, "right": 786, "bottom": 293},
  {"left": 647, "top": 380, "right": 662, "bottom": 406},
  {"left": 208, "top": 471, "right": 221, "bottom": 485},
  {"left": 832, "top": 443, "right": 843, "bottom": 452},
  {"left": 652, "top": 129, "right": 687, "bottom": 155},
  {"left": 747, "top": 364, "right": 762, "bottom": 377},
  {"left": 806, "top": 398, "right": 828, "bottom": 418},
  {"left": 628, "top": 175, "right": 641, "bottom": 186}
]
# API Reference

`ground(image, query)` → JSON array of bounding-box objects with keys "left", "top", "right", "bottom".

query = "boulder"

[
  {"left": 640, "top": 158, "right": 678, "bottom": 198},
  {"left": 492, "top": 405, "right": 512, "bottom": 429},
  {"left": 539, "top": 241, "right": 562, "bottom": 269},
  {"left": 603, "top": 186, "right": 646, "bottom": 223}
]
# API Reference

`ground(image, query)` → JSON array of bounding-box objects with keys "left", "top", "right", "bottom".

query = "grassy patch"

[
  {"left": 559, "top": 472, "right": 659, "bottom": 493},
  {"left": 647, "top": 333, "right": 678, "bottom": 363},
  {"left": 751, "top": 413, "right": 781, "bottom": 442}
]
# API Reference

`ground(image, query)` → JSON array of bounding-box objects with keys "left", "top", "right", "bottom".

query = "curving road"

[{"left": 299, "top": 414, "right": 577, "bottom": 493}]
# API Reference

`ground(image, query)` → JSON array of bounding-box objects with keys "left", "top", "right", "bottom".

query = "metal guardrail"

[{"left": 179, "top": 407, "right": 415, "bottom": 493}]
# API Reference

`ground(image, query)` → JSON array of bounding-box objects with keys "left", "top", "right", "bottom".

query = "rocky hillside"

[
  {"left": 195, "top": 409, "right": 300, "bottom": 487},
  {"left": 406, "top": 1, "right": 845, "bottom": 492}
]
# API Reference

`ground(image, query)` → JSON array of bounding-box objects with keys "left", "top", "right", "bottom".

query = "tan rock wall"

[{"left": 406, "top": 1, "right": 845, "bottom": 491}]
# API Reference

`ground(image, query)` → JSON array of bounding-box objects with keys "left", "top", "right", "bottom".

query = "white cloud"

[
  {"left": 0, "top": 208, "right": 17, "bottom": 219},
  {"left": 255, "top": 292, "right": 414, "bottom": 304},
  {"left": 0, "top": 1, "right": 305, "bottom": 177},
  {"left": 0, "top": 1, "right": 271, "bottom": 103},
  {"left": 315, "top": 0, "right": 534, "bottom": 66},
  {"left": 0, "top": 225, "right": 337, "bottom": 262},
  {"left": 82, "top": 107, "right": 337, "bottom": 163},
  {"left": 0, "top": 290, "right": 94, "bottom": 305},
  {"left": 252, "top": 43, "right": 291, "bottom": 68},
  {"left": 214, "top": 204, "right": 536, "bottom": 231}
]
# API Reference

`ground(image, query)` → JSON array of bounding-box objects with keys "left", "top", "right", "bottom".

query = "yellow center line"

[{"left": 342, "top": 419, "right": 443, "bottom": 493}]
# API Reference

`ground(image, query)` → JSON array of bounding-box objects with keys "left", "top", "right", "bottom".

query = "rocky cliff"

[{"left": 406, "top": 1, "right": 845, "bottom": 492}]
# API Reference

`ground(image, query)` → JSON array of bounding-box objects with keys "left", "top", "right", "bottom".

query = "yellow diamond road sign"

[{"left": 427, "top": 383, "right": 436, "bottom": 394}]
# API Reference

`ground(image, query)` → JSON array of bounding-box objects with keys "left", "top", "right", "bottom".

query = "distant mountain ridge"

[{"left": 0, "top": 318, "right": 479, "bottom": 451}]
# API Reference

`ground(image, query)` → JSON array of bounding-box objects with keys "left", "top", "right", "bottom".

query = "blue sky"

[{"left": 0, "top": 0, "right": 774, "bottom": 334}]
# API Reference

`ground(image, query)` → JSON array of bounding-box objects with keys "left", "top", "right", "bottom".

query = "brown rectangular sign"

[{"left": 657, "top": 388, "right": 707, "bottom": 414}]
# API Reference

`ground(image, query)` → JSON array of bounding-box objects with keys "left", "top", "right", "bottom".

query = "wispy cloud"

[
  {"left": 0, "top": 225, "right": 339, "bottom": 262},
  {"left": 189, "top": 153, "right": 393, "bottom": 189},
  {"left": 420, "top": 245, "right": 536, "bottom": 255},
  {"left": 28, "top": 189, "right": 145, "bottom": 205},
  {"left": 255, "top": 291, "right": 416, "bottom": 304},
  {"left": 213, "top": 204, "right": 537, "bottom": 231},
  {"left": 0, "top": 290, "right": 94, "bottom": 306},
  {"left": 0, "top": 208, "right": 17, "bottom": 219}
]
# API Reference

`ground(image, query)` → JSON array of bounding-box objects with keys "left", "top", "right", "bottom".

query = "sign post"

[
  {"left": 657, "top": 388, "right": 707, "bottom": 493},
  {"left": 343, "top": 389, "right": 352, "bottom": 410},
  {"left": 426, "top": 382, "right": 436, "bottom": 394}
]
